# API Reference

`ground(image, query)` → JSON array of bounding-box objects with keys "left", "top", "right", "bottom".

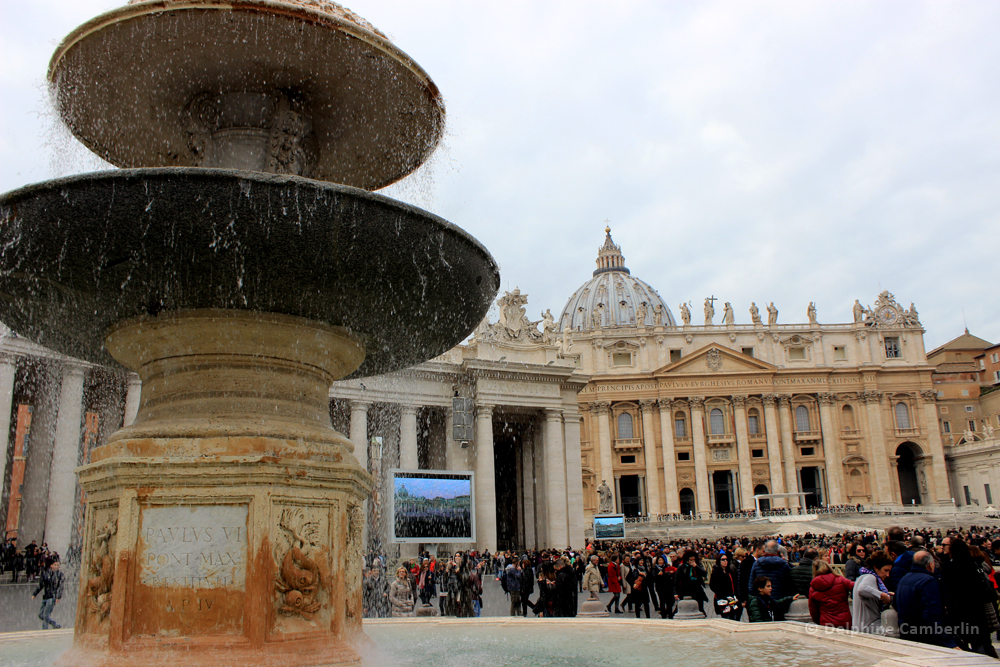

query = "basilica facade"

[{"left": 0, "top": 228, "right": 957, "bottom": 557}]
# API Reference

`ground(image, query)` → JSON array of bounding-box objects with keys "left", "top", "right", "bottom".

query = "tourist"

[
  {"left": 940, "top": 538, "right": 998, "bottom": 656},
  {"left": 885, "top": 541, "right": 909, "bottom": 592},
  {"left": 895, "top": 550, "right": 957, "bottom": 648},
  {"left": 470, "top": 560, "right": 485, "bottom": 617},
  {"left": 790, "top": 547, "right": 817, "bottom": 596},
  {"left": 605, "top": 554, "right": 623, "bottom": 614},
  {"left": 504, "top": 559, "right": 522, "bottom": 616},
  {"left": 738, "top": 544, "right": 759, "bottom": 612},
  {"left": 619, "top": 555, "right": 634, "bottom": 612},
  {"left": 651, "top": 555, "right": 675, "bottom": 618},
  {"left": 709, "top": 553, "right": 740, "bottom": 621},
  {"left": 747, "top": 540, "right": 792, "bottom": 600},
  {"left": 845, "top": 541, "right": 867, "bottom": 581},
  {"left": 417, "top": 559, "right": 436, "bottom": 607},
  {"left": 520, "top": 557, "right": 536, "bottom": 616},
  {"left": 535, "top": 562, "right": 556, "bottom": 617},
  {"left": 389, "top": 566, "right": 415, "bottom": 617},
  {"left": 553, "top": 557, "right": 577, "bottom": 617},
  {"left": 807, "top": 559, "right": 854, "bottom": 629},
  {"left": 582, "top": 554, "right": 602, "bottom": 603},
  {"left": 748, "top": 575, "right": 801, "bottom": 622},
  {"left": 31, "top": 559, "right": 64, "bottom": 630},
  {"left": 675, "top": 550, "right": 708, "bottom": 616},
  {"left": 628, "top": 556, "right": 651, "bottom": 619},
  {"left": 446, "top": 552, "right": 474, "bottom": 617},
  {"left": 852, "top": 550, "right": 894, "bottom": 634}
]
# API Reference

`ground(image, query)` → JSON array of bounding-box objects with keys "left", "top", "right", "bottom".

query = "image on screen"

[
  {"left": 390, "top": 469, "right": 475, "bottom": 543},
  {"left": 593, "top": 514, "right": 626, "bottom": 540}
]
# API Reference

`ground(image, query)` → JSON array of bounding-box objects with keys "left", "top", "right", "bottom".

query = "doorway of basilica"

[
  {"left": 619, "top": 475, "right": 641, "bottom": 517},
  {"left": 712, "top": 471, "right": 734, "bottom": 513},
  {"left": 800, "top": 467, "right": 823, "bottom": 508},
  {"left": 896, "top": 442, "right": 922, "bottom": 505}
]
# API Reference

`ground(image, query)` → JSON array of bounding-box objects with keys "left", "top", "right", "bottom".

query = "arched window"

[
  {"left": 674, "top": 412, "right": 687, "bottom": 438},
  {"left": 841, "top": 404, "right": 856, "bottom": 430},
  {"left": 747, "top": 408, "right": 761, "bottom": 435},
  {"left": 795, "top": 405, "right": 811, "bottom": 432},
  {"left": 895, "top": 402, "right": 911, "bottom": 429},
  {"left": 617, "top": 412, "right": 634, "bottom": 439},
  {"left": 709, "top": 408, "right": 726, "bottom": 435}
]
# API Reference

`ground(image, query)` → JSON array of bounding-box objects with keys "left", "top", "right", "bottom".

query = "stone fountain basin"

[
  {"left": 50, "top": 0, "right": 445, "bottom": 190},
  {"left": 0, "top": 619, "right": 977, "bottom": 667},
  {"left": 0, "top": 168, "right": 499, "bottom": 378}
]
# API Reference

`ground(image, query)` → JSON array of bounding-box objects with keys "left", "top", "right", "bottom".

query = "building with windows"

[{"left": 0, "top": 227, "right": 981, "bottom": 556}]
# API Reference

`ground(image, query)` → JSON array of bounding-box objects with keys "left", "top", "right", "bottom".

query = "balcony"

[
  {"left": 706, "top": 433, "right": 735, "bottom": 446},
  {"left": 674, "top": 436, "right": 693, "bottom": 445},
  {"left": 895, "top": 427, "right": 920, "bottom": 437},
  {"left": 614, "top": 438, "right": 643, "bottom": 451},
  {"left": 748, "top": 432, "right": 767, "bottom": 443},
  {"left": 841, "top": 428, "right": 862, "bottom": 439},
  {"left": 794, "top": 430, "right": 821, "bottom": 442}
]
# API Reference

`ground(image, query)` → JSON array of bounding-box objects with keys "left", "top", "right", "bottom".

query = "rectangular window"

[
  {"left": 992, "top": 353, "right": 998, "bottom": 364},
  {"left": 800, "top": 447, "right": 815, "bottom": 456},
  {"left": 937, "top": 390, "right": 944, "bottom": 398},
  {"left": 994, "top": 370, "right": 1000, "bottom": 383},
  {"left": 674, "top": 418, "right": 686, "bottom": 438},
  {"left": 612, "top": 352, "right": 632, "bottom": 366},
  {"left": 964, "top": 486, "right": 972, "bottom": 505},
  {"left": 966, "top": 405, "right": 976, "bottom": 412},
  {"left": 748, "top": 414, "right": 760, "bottom": 434},
  {"left": 670, "top": 349, "right": 682, "bottom": 363},
  {"left": 677, "top": 452, "right": 691, "bottom": 461},
  {"left": 620, "top": 455, "right": 636, "bottom": 464},
  {"left": 741, "top": 347, "right": 755, "bottom": 358},
  {"left": 939, "top": 406, "right": 948, "bottom": 414},
  {"left": 751, "top": 449, "right": 765, "bottom": 458},
  {"left": 884, "top": 337, "right": 901, "bottom": 358},
  {"left": 969, "top": 420, "right": 977, "bottom": 431},
  {"left": 962, "top": 390, "right": 970, "bottom": 397},
  {"left": 788, "top": 347, "right": 806, "bottom": 360},
  {"left": 834, "top": 346, "right": 847, "bottom": 361},
  {"left": 986, "top": 484, "right": 993, "bottom": 505},
  {"left": 943, "top": 421, "right": 951, "bottom": 433}
]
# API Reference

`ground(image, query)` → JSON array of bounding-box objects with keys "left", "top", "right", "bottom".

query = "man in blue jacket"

[
  {"left": 894, "top": 551, "right": 958, "bottom": 648},
  {"left": 747, "top": 540, "right": 792, "bottom": 600}
]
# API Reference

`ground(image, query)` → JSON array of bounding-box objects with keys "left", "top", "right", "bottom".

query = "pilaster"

[
  {"left": 732, "top": 395, "right": 754, "bottom": 511},
  {"left": 474, "top": 403, "right": 496, "bottom": 552},
  {"left": 818, "top": 393, "right": 843, "bottom": 505},
  {"left": 657, "top": 399, "right": 680, "bottom": 514},
  {"left": 639, "top": 399, "right": 661, "bottom": 517},
  {"left": 777, "top": 396, "right": 800, "bottom": 508},
  {"left": 761, "top": 395, "right": 787, "bottom": 506},
  {"left": 689, "top": 397, "right": 711, "bottom": 518}
]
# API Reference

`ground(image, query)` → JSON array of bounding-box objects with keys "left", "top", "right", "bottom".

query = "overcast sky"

[{"left": 2, "top": 0, "right": 998, "bottom": 352}]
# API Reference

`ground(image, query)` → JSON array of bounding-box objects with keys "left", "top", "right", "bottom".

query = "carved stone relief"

[
  {"left": 274, "top": 506, "right": 330, "bottom": 629},
  {"left": 85, "top": 508, "right": 118, "bottom": 630}
]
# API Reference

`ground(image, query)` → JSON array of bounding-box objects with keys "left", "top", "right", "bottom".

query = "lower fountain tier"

[
  {"left": 66, "top": 450, "right": 371, "bottom": 667},
  {"left": 0, "top": 168, "right": 499, "bottom": 379}
]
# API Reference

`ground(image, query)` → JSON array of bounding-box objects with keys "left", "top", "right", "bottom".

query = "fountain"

[{"left": 0, "top": 0, "right": 499, "bottom": 664}]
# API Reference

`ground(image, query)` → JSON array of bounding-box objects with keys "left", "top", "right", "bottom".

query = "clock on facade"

[{"left": 877, "top": 305, "right": 898, "bottom": 325}]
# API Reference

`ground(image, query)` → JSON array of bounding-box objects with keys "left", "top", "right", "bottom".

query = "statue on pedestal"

[
  {"left": 767, "top": 302, "right": 778, "bottom": 325},
  {"left": 853, "top": 299, "right": 865, "bottom": 324},
  {"left": 704, "top": 297, "right": 715, "bottom": 326},
  {"left": 807, "top": 302, "right": 818, "bottom": 325},
  {"left": 750, "top": 302, "right": 762, "bottom": 325},
  {"left": 723, "top": 302, "right": 734, "bottom": 325},
  {"left": 679, "top": 302, "right": 691, "bottom": 325},
  {"left": 597, "top": 479, "right": 613, "bottom": 513}
]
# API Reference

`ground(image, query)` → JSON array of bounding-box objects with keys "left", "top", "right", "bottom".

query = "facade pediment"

[{"left": 654, "top": 343, "right": 777, "bottom": 376}]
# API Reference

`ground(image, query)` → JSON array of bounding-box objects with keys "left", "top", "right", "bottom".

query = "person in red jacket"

[
  {"left": 808, "top": 559, "right": 855, "bottom": 628},
  {"left": 605, "top": 554, "right": 623, "bottom": 614}
]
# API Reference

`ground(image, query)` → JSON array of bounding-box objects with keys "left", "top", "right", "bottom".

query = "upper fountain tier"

[{"left": 49, "top": 0, "right": 445, "bottom": 190}]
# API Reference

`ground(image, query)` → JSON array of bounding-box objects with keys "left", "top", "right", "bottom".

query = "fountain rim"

[
  {"left": 47, "top": 0, "right": 442, "bottom": 100},
  {"left": 0, "top": 165, "right": 495, "bottom": 267}
]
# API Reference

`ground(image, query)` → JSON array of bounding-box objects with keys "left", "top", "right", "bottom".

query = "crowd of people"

[
  {"left": 363, "top": 524, "right": 1000, "bottom": 658},
  {"left": 1, "top": 538, "right": 60, "bottom": 584}
]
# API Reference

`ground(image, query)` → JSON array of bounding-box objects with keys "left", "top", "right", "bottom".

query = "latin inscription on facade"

[{"left": 139, "top": 505, "right": 248, "bottom": 590}]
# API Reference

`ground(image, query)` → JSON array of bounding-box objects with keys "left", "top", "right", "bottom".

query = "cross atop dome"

[{"left": 595, "top": 225, "right": 629, "bottom": 276}]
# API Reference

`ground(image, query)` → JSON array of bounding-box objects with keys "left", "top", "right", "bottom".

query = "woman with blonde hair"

[
  {"left": 808, "top": 558, "right": 854, "bottom": 628},
  {"left": 389, "top": 566, "right": 415, "bottom": 617}
]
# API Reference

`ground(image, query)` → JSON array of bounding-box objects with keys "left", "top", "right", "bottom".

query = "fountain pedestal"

[{"left": 62, "top": 311, "right": 371, "bottom": 666}]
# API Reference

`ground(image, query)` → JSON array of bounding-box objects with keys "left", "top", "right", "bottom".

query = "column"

[
  {"left": 562, "top": 411, "right": 585, "bottom": 548},
  {"left": 0, "top": 354, "right": 18, "bottom": 498},
  {"left": 544, "top": 408, "right": 568, "bottom": 548},
  {"left": 521, "top": 430, "right": 536, "bottom": 549},
  {"left": 732, "top": 396, "right": 754, "bottom": 511},
  {"left": 350, "top": 401, "right": 370, "bottom": 471},
  {"left": 44, "top": 364, "right": 86, "bottom": 556},
  {"left": 689, "top": 397, "right": 712, "bottom": 518},
  {"left": 818, "top": 393, "right": 843, "bottom": 505},
  {"left": 863, "top": 391, "right": 894, "bottom": 505},
  {"left": 123, "top": 374, "right": 141, "bottom": 426},
  {"left": 594, "top": 402, "right": 615, "bottom": 509},
  {"left": 761, "top": 395, "right": 787, "bottom": 506},
  {"left": 399, "top": 405, "right": 419, "bottom": 470},
  {"left": 657, "top": 400, "right": 680, "bottom": 514},
  {"left": 919, "top": 390, "right": 952, "bottom": 505},
  {"left": 474, "top": 404, "right": 496, "bottom": 552},
  {"left": 639, "top": 400, "right": 661, "bottom": 517},
  {"left": 777, "top": 396, "right": 800, "bottom": 508}
]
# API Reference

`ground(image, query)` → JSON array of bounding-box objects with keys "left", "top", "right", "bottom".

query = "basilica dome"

[{"left": 558, "top": 228, "right": 676, "bottom": 331}]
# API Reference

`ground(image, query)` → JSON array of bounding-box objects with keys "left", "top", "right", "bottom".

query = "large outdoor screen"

[
  {"left": 593, "top": 513, "right": 626, "bottom": 540},
  {"left": 390, "top": 469, "right": 475, "bottom": 543}
]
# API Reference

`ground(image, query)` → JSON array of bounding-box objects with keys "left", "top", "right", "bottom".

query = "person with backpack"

[
  {"left": 503, "top": 559, "right": 522, "bottom": 616},
  {"left": 628, "top": 557, "right": 651, "bottom": 618}
]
